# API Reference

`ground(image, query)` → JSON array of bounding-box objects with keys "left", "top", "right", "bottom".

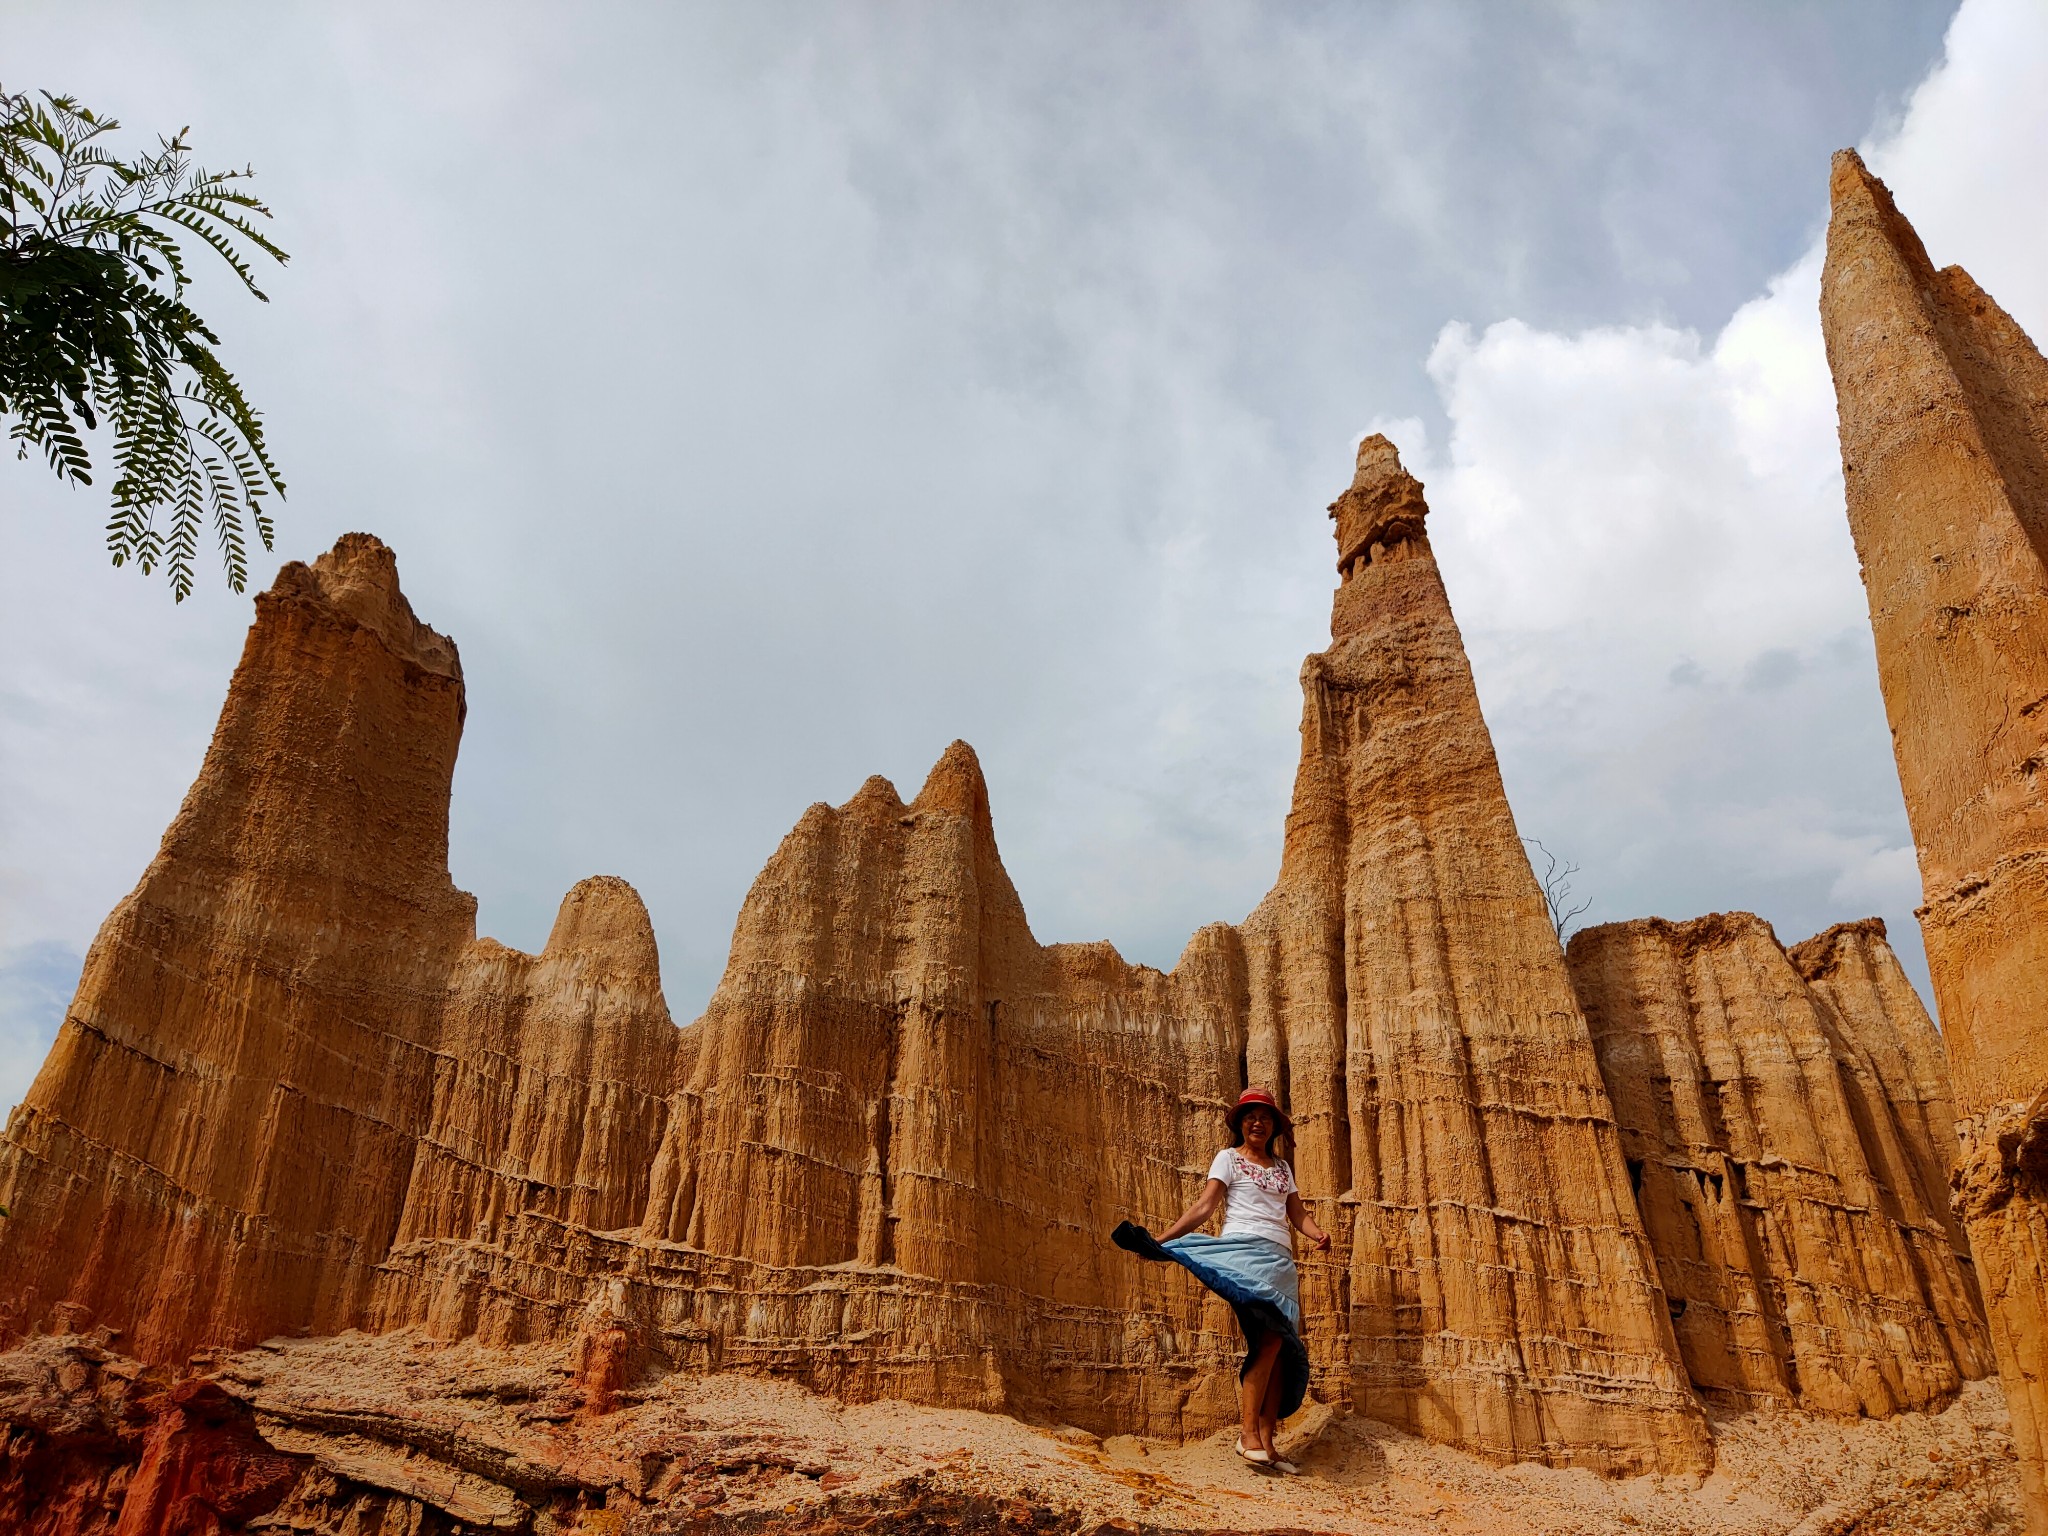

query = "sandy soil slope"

[{"left": 0, "top": 1330, "right": 2022, "bottom": 1534}]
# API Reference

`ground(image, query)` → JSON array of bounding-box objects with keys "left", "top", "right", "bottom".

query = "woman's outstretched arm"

[
  {"left": 1156, "top": 1179, "right": 1226, "bottom": 1242},
  {"left": 1286, "top": 1191, "right": 1332, "bottom": 1250}
]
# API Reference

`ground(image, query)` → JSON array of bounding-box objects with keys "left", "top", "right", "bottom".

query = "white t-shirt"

[{"left": 1207, "top": 1148, "right": 1296, "bottom": 1250}]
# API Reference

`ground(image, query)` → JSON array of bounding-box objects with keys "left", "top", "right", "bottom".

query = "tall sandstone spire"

[
  {"left": 1236, "top": 436, "right": 1711, "bottom": 1469},
  {"left": 0, "top": 536, "right": 479, "bottom": 1358},
  {"left": 1821, "top": 149, "right": 2048, "bottom": 1527}
]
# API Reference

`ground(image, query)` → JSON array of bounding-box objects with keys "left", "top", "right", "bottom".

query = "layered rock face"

[
  {"left": 1567, "top": 913, "right": 1990, "bottom": 1416},
  {"left": 390, "top": 875, "right": 679, "bottom": 1254},
  {"left": 0, "top": 440, "right": 1987, "bottom": 1481},
  {"left": 380, "top": 750, "right": 1257, "bottom": 1436},
  {"left": 0, "top": 535, "right": 477, "bottom": 1360},
  {"left": 1791, "top": 919, "right": 1975, "bottom": 1266},
  {"left": 1821, "top": 149, "right": 2048, "bottom": 1524}
]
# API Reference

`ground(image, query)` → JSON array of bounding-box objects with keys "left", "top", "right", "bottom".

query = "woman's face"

[{"left": 1241, "top": 1106, "right": 1275, "bottom": 1148}]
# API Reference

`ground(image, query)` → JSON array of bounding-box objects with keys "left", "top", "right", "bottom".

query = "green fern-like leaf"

[{"left": 2, "top": 85, "right": 288, "bottom": 598}]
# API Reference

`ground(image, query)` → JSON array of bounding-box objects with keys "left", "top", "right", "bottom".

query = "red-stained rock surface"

[
  {"left": 111, "top": 1380, "right": 304, "bottom": 1536},
  {"left": 0, "top": 1338, "right": 301, "bottom": 1536}
]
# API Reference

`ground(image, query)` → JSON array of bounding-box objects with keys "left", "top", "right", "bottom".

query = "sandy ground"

[
  {"left": 664, "top": 1375, "right": 2022, "bottom": 1534},
  {"left": 209, "top": 1332, "right": 2026, "bottom": 1534}
]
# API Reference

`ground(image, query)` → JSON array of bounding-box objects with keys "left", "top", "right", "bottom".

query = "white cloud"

[
  {"left": 1829, "top": 845, "right": 1924, "bottom": 914},
  {"left": 1870, "top": 0, "right": 2048, "bottom": 330},
  {"left": 1385, "top": 0, "right": 2047, "bottom": 998}
]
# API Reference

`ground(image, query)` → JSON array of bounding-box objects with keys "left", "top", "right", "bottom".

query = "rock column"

[
  {"left": 1822, "top": 148, "right": 2048, "bottom": 1528},
  {"left": 1238, "top": 438, "right": 1711, "bottom": 1473},
  {"left": 0, "top": 536, "right": 477, "bottom": 1360}
]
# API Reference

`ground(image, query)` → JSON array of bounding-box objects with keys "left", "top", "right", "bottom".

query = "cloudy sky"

[{"left": 6, "top": 1, "right": 2044, "bottom": 1115}]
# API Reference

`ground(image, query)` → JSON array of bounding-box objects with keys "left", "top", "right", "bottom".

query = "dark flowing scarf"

[{"left": 1112, "top": 1221, "right": 1310, "bottom": 1419}]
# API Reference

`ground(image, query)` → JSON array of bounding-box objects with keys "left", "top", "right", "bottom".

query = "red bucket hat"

[{"left": 1225, "top": 1087, "right": 1294, "bottom": 1139}]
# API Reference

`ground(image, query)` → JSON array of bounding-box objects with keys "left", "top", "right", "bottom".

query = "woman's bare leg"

[
  {"left": 1240, "top": 1334, "right": 1283, "bottom": 1453},
  {"left": 1259, "top": 1342, "right": 1285, "bottom": 1453}
]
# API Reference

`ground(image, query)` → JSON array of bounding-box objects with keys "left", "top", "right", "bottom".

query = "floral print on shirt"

[{"left": 1232, "top": 1151, "right": 1296, "bottom": 1196}]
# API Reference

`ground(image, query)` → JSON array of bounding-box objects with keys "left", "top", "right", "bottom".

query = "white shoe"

[
  {"left": 1272, "top": 1456, "right": 1302, "bottom": 1475},
  {"left": 1235, "top": 1438, "right": 1273, "bottom": 1466}
]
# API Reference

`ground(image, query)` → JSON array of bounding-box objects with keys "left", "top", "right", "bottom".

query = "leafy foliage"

[{"left": 1, "top": 88, "right": 286, "bottom": 600}]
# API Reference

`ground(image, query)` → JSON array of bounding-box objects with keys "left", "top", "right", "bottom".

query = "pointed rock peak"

[
  {"left": 1826, "top": 148, "right": 1938, "bottom": 284},
  {"left": 845, "top": 774, "right": 907, "bottom": 817},
  {"left": 270, "top": 532, "right": 461, "bottom": 681},
  {"left": 1349, "top": 433, "right": 1413, "bottom": 494},
  {"left": 1806, "top": 913, "right": 1889, "bottom": 947},
  {"left": 1829, "top": 148, "right": 1904, "bottom": 216},
  {"left": 1328, "top": 434, "right": 1433, "bottom": 582},
  {"left": 544, "top": 875, "right": 661, "bottom": 977},
  {"left": 1787, "top": 917, "right": 1891, "bottom": 983},
  {"left": 912, "top": 739, "right": 992, "bottom": 823},
  {"left": 1829, "top": 146, "right": 1877, "bottom": 199}
]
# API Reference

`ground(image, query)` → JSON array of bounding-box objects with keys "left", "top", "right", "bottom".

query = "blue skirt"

[{"left": 1112, "top": 1221, "right": 1310, "bottom": 1419}]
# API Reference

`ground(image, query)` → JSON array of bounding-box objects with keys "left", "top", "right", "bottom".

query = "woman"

[{"left": 1112, "top": 1087, "right": 1331, "bottom": 1471}]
